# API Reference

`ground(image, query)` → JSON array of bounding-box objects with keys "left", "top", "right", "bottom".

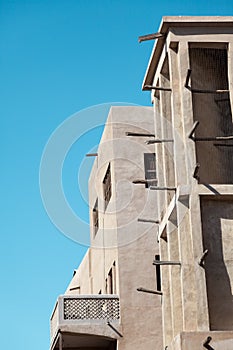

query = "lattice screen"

[
  {"left": 189, "top": 46, "right": 233, "bottom": 184},
  {"left": 63, "top": 297, "right": 120, "bottom": 320}
]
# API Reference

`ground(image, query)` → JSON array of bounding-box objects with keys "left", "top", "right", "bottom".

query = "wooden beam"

[
  {"left": 125, "top": 132, "right": 155, "bottom": 137},
  {"left": 138, "top": 32, "right": 164, "bottom": 43},
  {"left": 137, "top": 287, "right": 162, "bottom": 295},
  {"left": 86, "top": 153, "right": 98, "bottom": 157},
  {"left": 144, "top": 85, "right": 172, "bottom": 92}
]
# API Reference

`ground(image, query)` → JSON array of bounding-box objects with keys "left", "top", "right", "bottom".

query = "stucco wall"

[{"left": 66, "top": 106, "right": 163, "bottom": 349}]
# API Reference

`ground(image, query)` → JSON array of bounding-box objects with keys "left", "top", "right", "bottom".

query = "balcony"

[{"left": 50, "top": 295, "right": 121, "bottom": 350}]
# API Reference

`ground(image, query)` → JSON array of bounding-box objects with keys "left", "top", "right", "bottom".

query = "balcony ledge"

[{"left": 50, "top": 295, "right": 121, "bottom": 350}]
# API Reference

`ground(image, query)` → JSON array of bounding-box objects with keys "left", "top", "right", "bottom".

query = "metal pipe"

[{"left": 137, "top": 287, "right": 162, "bottom": 295}]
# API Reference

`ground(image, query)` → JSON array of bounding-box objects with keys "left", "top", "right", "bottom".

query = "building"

[
  {"left": 142, "top": 16, "right": 233, "bottom": 350},
  {"left": 50, "top": 16, "right": 233, "bottom": 350},
  {"left": 50, "top": 106, "right": 163, "bottom": 350}
]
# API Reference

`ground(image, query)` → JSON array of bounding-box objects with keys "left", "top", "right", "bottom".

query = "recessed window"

[
  {"left": 189, "top": 44, "right": 233, "bottom": 184},
  {"left": 93, "top": 199, "right": 99, "bottom": 236},
  {"left": 108, "top": 268, "right": 113, "bottom": 294},
  {"left": 103, "top": 164, "right": 112, "bottom": 209},
  {"left": 144, "top": 153, "right": 157, "bottom": 188},
  {"left": 105, "top": 262, "right": 116, "bottom": 294}
]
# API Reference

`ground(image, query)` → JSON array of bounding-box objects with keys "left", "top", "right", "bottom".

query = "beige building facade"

[
  {"left": 50, "top": 16, "right": 233, "bottom": 350},
  {"left": 143, "top": 16, "right": 233, "bottom": 350},
  {"left": 50, "top": 106, "right": 163, "bottom": 350}
]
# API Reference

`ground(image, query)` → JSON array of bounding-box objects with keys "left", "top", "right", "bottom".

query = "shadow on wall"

[{"left": 201, "top": 197, "right": 233, "bottom": 331}]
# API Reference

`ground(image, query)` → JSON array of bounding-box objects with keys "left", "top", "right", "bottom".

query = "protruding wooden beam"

[
  {"left": 185, "top": 68, "right": 192, "bottom": 89},
  {"left": 188, "top": 121, "right": 199, "bottom": 139},
  {"left": 198, "top": 249, "right": 208, "bottom": 267},
  {"left": 126, "top": 132, "right": 155, "bottom": 137},
  {"left": 196, "top": 135, "right": 233, "bottom": 141},
  {"left": 133, "top": 179, "right": 157, "bottom": 185},
  {"left": 153, "top": 260, "right": 181, "bottom": 266},
  {"left": 149, "top": 186, "right": 176, "bottom": 191},
  {"left": 86, "top": 153, "right": 98, "bottom": 157},
  {"left": 138, "top": 218, "right": 160, "bottom": 224},
  {"left": 144, "top": 85, "right": 172, "bottom": 92},
  {"left": 138, "top": 32, "right": 165, "bottom": 43},
  {"left": 203, "top": 336, "right": 212, "bottom": 349},
  {"left": 137, "top": 287, "right": 162, "bottom": 295},
  {"left": 107, "top": 322, "right": 123, "bottom": 338},
  {"left": 193, "top": 163, "right": 200, "bottom": 180},
  {"left": 145, "top": 139, "right": 173, "bottom": 144},
  {"left": 69, "top": 286, "right": 80, "bottom": 291}
]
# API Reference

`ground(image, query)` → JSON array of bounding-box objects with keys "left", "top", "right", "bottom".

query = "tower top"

[{"left": 142, "top": 16, "right": 233, "bottom": 90}]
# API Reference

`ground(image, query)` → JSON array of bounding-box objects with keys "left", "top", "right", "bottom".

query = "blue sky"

[{"left": 1, "top": 1, "right": 233, "bottom": 349}]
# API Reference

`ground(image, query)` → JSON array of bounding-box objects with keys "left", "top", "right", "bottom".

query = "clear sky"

[{"left": 1, "top": 1, "right": 233, "bottom": 349}]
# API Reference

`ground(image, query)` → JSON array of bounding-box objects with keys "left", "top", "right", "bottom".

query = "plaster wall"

[
  {"left": 109, "top": 107, "right": 162, "bottom": 350},
  {"left": 55, "top": 17, "right": 233, "bottom": 350},
  {"left": 170, "top": 331, "right": 233, "bottom": 350},
  {"left": 201, "top": 197, "right": 233, "bottom": 330},
  {"left": 66, "top": 106, "right": 163, "bottom": 350},
  {"left": 66, "top": 250, "right": 91, "bottom": 295},
  {"left": 149, "top": 19, "right": 233, "bottom": 349}
]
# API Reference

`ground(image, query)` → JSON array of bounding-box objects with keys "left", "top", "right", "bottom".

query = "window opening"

[
  {"left": 103, "top": 164, "right": 112, "bottom": 209},
  {"left": 93, "top": 199, "right": 99, "bottom": 236},
  {"left": 105, "top": 279, "right": 108, "bottom": 294},
  {"left": 189, "top": 45, "right": 233, "bottom": 184},
  {"left": 108, "top": 268, "right": 113, "bottom": 294},
  {"left": 144, "top": 153, "right": 157, "bottom": 188}
]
